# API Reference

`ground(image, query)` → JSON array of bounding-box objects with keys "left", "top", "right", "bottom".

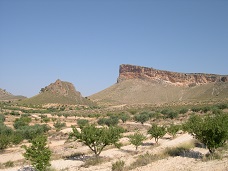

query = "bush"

[
  {"left": 161, "top": 109, "right": 178, "bottom": 119},
  {"left": 77, "top": 119, "right": 89, "bottom": 128},
  {"left": 17, "top": 124, "right": 50, "bottom": 140},
  {"left": 13, "top": 116, "right": 31, "bottom": 129},
  {"left": 0, "top": 114, "right": 5, "bottom": 123},
  {"left": 53, "top": 120, "right": 66, "bottom": 132},
  {"left": 112, "top": 160, "right": 125, "bottom": 171},
  {"left": 97, "top": 116, "right": 119, "bottom": 127},
  {"left": 119, "top": 113, "right": 130, "bottom": 123},
  {"left": 0, "top": 134, "right": 11, "bottom": 150},
  {"left": 3, "top": 161, "right": 14, "bottom": 168},
  {"left": 128, "top": 152, "right": 164, "bottom": 170},
  {"left": 179, "top": 108, "right": 188, "bottom": 114}
]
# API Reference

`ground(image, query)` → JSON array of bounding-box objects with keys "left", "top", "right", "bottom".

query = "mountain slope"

[
  {"left": 0, "top": 88, "right": 26, "bottom": 101},
  {"left": 89, "top": 64, "right": 228, "bottom": 105},
  {"left": 20, "top": 79, "right": 95, "bottom": 105}
]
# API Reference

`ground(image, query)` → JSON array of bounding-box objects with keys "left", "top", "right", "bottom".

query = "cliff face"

[{"left": 117, "top": 64, "right": 228, "bottom": 86}]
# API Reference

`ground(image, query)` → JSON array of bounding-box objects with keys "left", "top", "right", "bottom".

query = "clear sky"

[{"left": 0, "top": 0, "right": 228, "bottom": 97}]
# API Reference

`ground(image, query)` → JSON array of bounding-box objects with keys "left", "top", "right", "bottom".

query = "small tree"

[
  {"left": 119, "top": 113, "right": 130, "bottom": 123},
  {"left": 148, "top": 124, "right": 166, "bottom": 144},
  {"left": 134, "top": 113, "right": 149, "bottom": 125},
  {"left": 184, "top": 114, "right": 228, "bottom": 153},
  {"left": 69, "top": 124, "right": 123, "bottom": 157},
  {"left": 23, "top": 135, "right": 51, "bottom": 171},
  {"left": 167, "top": 124, "right": 181, "bottom": 138},
  {"left": 128, "top": 131, "right": 146, "bottom": 151}
]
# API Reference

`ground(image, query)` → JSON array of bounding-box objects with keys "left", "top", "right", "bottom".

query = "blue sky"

[{"left": 0, "top": 0, "right": 228, "bottom": 97}]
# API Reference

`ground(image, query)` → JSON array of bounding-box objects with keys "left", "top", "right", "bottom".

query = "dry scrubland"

[{"left": 0, "top": 101, "right": 228, "bottom": 171}]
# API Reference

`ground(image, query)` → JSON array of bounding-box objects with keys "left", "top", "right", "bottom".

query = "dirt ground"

[{"left": 1, "top": 132, "right": 228, "bottom": 171}]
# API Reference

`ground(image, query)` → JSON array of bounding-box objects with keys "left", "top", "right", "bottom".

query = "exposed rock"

[
  {"left": 117, "top": 64, "right": 228, "bottom": 86},
  {"left": 40, "top": 79, "right": 82, "bottom": 98}
]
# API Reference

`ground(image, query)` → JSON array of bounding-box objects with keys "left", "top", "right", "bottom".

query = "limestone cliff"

[{"left": 117, "top": 64, "right": 228, "bottom": 87}]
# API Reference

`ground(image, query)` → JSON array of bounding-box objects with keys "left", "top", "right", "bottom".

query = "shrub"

[
  {"left": 179, "top": 108, "right": 188, "bottom": 114},
  {"left": 112, "top": 160, "right": 125, "bottom": 171},
  {"left": 97, "top": 116, "right": 119, "bottom": 127},
  {"left": 148, "top": 124, "right": 166, "bottom": 144},
  {"left": 77, "top": 119, "right": 89, "bottom": 128},
  {"left": 128, "top": 152, "right": 164, "bottom": 170},
  {"left": 119, "top": 113, "right": 130, "bottom": 123},
  {"left": 0, "top": 134, "right": 11, "bottom": 150},
  {"left": 13, "top": 116, "right": 31, "bottom": 129},
  {"left": 17, "top": 124, "right": 50, "bottom": 140},
  {"left": 0, "top": 114, "right": 5, "bottom": 123},
  {"left": 3, "top": 161, "right": 14, "bottom": 168},
  {"left": 53, "top": 120, "right": 66, "bottom": 132}
]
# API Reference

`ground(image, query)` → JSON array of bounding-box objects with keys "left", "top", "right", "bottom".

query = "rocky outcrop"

[
  {"left": 117, "top": 64, "right": 228, "bottom": 86},
  {"left": 40, "top": 79, "right": 82, "bottom": 97},
  {"left": 21, "top": 79, "right": 96, "bottom": 105}
]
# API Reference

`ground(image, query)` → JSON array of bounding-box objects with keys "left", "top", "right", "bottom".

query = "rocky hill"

[
  {"left": 90, "top": 64, "right": 228, "bottom": 105},
  {"left": 21, "top": 79, "right": 95, "bottom": 105},
  {"left": 118, "top": 64, "right": 228, "bottom": 86},
  {"left": 0, "top": 88, "right": 26, "bottom": 101}
]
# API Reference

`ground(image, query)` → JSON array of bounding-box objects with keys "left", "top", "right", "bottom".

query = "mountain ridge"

[{"left": 90, "top": 64, "right": 228, "bottom": 105}]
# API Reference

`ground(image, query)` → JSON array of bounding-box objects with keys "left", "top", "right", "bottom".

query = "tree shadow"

[{"left": 141, "top": 142, "right": 156, "bottom": 146}]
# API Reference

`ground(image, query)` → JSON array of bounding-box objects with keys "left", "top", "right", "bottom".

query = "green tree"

[
  {"left": 119, "top": 113, "right": 130, "bottom": 123},
  {"left": 23, "top": 135, "right": 51, "bottom": 171},
  {"left": 134, "top": 113, "right": 149, "bottom": 125},
  {"left": 148, "top": 124, "right": 166, "bottom": 144},
  {"left": 167, "top": 124, "right": 181, "bottom": 138},
  {"left": 184, "top": 114, "right": 228, "bottom": 153},
  {"left": 128, "top": 131, "right": 146, "bottom": 151},
  {"left": 69, "top": 124, "right": 123, "bottom": 157}
]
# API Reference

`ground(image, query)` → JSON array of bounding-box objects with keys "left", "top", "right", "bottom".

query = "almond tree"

[
  {"left": 148, "top": 124, "right": 166, "bottom": 144},
  {"left": 69, "top": 124, "right": 123, "bottom": 157}
]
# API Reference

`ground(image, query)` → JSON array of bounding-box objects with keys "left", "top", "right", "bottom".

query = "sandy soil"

[{"left": 1, "top": 132, "right": 227, "bottom": 171}]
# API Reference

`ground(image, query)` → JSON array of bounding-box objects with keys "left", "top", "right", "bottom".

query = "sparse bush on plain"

[
  {"left": 77, "top": 119, "right": 89, "bottom": 128},
  {"left": 53, "top": 120, "right": 66, "bottom": 132},
  {"left": 112, "top": 160, "right": 125, "bottom": 171},
  {"left": 128, "top": 152, "right": 164, "bottom": 170}
]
